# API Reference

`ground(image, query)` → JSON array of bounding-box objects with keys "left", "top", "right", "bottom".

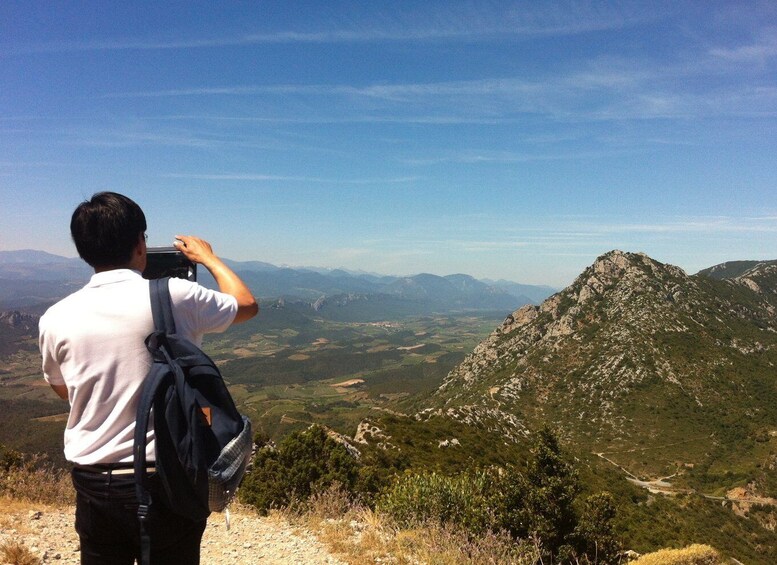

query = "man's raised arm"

[{"left": 173, "top": 235, "right": 259, "bottom": 324}]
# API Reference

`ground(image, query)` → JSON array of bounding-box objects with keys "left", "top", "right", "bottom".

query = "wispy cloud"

[
  {"left": 710, "top": 33, "right": 777, "bottom": 63},
  {"left": 17, "top": 122, "right": 339, "bottom": 153},
  {"left": 102, "top": 78, "right": 557, "bottom": 101},
  {"left": 162, "top": 173, "right": 418, "bottom": 185},
  {"left": 0, "top": 160, "right": 82, "bottom": 168},
  {"left": 71, "top": 131, "right": 219, "bottom": 149},
  {"left": 399, "top": 216, "right": 777, "bottom": 252},
  {"left": 6, "top": 2, "right": 661, "bottom": 55},
  {"left": 402, "top": 147, "right": 638, "bottom": 165},
  {"left": 102, "top": 59, "right": 777, "bottom": 123},
  {"left": 597, "top": 219, "right": 777, "bottom": 235},
  {"left": 147, "top": 114, "right": 511, "bottom": 125}
]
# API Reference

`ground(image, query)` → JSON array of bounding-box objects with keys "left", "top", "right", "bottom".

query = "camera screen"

[{"left": 143, "top": 247, "right": 197, "bottom": 281}]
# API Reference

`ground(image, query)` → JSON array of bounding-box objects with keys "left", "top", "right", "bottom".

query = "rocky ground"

[{"left": 0, "top": 501, "right": 345, "bottom": 564}]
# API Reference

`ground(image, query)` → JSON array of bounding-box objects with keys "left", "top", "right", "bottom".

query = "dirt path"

[{"left": 0, "top": 502, "right": 345, "bottom": 564}]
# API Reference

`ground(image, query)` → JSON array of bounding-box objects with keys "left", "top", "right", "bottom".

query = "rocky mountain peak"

[
  {"left": 577, "top": 250, "right": 686, "bottom": 302},
  {"left": 593, "top": 248, "right": 636, "bottom": 275},
  {"left": 492, "top": 250, "right": 690, "bottom": 342},
  {"left": 432, "top": 250, "right": 777, "bottom": 458}
]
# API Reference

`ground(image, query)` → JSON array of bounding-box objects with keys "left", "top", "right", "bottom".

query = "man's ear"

[
  {"left": 135, "top": 233, "right": 146, "bottom": 255},
  {"left": 130, "top": 233, "right": 147, "bottom": 271}
]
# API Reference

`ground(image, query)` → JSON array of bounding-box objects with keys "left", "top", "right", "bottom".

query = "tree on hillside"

[
  {"left": 239, "top": 425, "right": 359, "bottom": 513},
  {"left": 381, "top": 427, "right": 621, "bottom": 563},
  {"left": 492, "top": 427, "right": 581, "bottom": 561}
]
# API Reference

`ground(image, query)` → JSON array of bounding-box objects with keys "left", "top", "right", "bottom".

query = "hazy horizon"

[
  {"left": 2, "top": 1, "right": 776, "bottom": 287},
  {"left": 0, "top": 247, "right": 563, "bottom": 288}
]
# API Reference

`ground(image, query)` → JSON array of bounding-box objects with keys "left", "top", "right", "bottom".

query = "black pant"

[{"left": 71, "top": 467, "right": 207, "bottom": 565}]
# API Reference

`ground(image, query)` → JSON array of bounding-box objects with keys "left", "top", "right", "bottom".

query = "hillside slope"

[{"left": 431, "top": 250, "right": 777, "bottom": 493}]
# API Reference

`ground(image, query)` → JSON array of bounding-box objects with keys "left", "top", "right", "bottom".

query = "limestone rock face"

[
  {"left": 736, "top": 261, "right": 777, "bottom": 298},
  {"left": 593, "top": 249, "right": 632, "bottom": 276},
  {"left": 433, "top": 249, "right": 777, "bottom": 448},
  {"left": 501, "top": 304, "right": 538, "bottom": 334}
]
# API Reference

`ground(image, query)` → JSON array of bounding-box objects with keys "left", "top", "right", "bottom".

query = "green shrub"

[
  {"left": 503, "top": 427, "right": 580, "bottom": 557},
  {"left": 239, "top": 425, "right": 360, "bottom": 513},
  {"left": 574, "top": 492, "right": 621, "bottom": 564},
  {"left": 353, "top": 446, "right": 409, "bottom": 503},
  {"left": 239, "top": 427, "right": 620, "bottom": 562},
  {"left": 378, "top": 428, "right": 621, "bottom": 564},
  {"left": 378, "top": 468, "right": 497, "bottom": 534}
]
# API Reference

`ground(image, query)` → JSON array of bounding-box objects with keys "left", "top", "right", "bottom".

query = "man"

[{"left": 38, "top": 192, "right": 258, "bottom": 564}]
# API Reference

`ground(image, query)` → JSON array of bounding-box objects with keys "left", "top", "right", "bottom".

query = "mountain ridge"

[
  {"left": 0, "top": 249, "right": 556, "bottom": 313},
  {"left": 428, "top": 250, "right": 777, "bottom": 495},
  {"left": 696, "top": 259, "right": 777, "bottom": 281}
]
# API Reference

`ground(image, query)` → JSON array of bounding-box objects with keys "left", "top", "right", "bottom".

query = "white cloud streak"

[
  {"left": 5, "top": 2, "right": 661, "bottom": 54},
  {"left": 101, "top": 62, "right": 777, "bottom": 123},
  {"left": 162, "top": 173, "right": 418, "bottom": 185},
  {"left": 710, "top": 32, "right": 777, "bottom": 63},
  {"left": 583, "top": 217, "right": 777, "bottom": 235},
  {"left": 388, "top": 216, "right": 777, "bottom": 251}
]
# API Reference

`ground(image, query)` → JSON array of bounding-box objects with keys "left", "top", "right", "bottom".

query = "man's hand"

[
  {"left": 174, "top": 235, "right": 259, "bottom": 324},
  {"left": 173, "top": 235, "right": 217, "bottom": 267}
]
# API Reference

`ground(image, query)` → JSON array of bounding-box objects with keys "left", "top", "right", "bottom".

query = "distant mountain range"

[{"left": 0, "top": 250, "right": 556, "bottom": 315}]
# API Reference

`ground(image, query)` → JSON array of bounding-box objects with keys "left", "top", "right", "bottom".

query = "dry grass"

[
  {"left": 629, "top": 544, "right": 724, "bottom": 565},
  {"left": 0, "top": 496, "right": 74, "bottom": 542},
  {"left": 0, "top": 455, "right": 74, "bottom": 506},
  {"left": 0, "top": 540, "right": 41, "bottom": 565},
  {"left": 281, "top": 484, "right": 541, "bottom": 565},
  {"left": 0, "top": 497, "right": 37, "bottom": 535}
]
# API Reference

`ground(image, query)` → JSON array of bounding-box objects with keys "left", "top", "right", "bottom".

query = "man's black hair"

[{"left": 70, "top": 192, "right": 147, "bottom": 268}]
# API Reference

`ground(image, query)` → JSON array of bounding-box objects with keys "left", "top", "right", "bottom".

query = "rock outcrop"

[{"left": 432, "top": 250, "right": 777, "bottom": 460}]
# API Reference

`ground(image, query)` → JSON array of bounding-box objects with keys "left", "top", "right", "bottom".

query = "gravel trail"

[{"left": 0, "top": 503, "right": 345, "bottom": 564}]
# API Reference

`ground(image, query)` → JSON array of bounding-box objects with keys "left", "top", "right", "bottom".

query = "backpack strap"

[
  {"left": 135, "top": 277, "right": 176, "bottom": 565},
  {"left": 149, "top": 277, "right": 177, "bottom": 334},
  {"left": 134, "top": 364, "right": 168, "bottom": 565}
]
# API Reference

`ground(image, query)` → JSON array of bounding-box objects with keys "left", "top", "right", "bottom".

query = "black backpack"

[{"left": 134, "top": 278, "right": 252, "bottom": 563}]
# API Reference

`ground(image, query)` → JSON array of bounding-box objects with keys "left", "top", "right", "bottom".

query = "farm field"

[
  {"left": 209, "top": 312, "right": 504, "bottom": 439},
  {"left": 0, "top": 310, "right": 505, "bottom": 459}
]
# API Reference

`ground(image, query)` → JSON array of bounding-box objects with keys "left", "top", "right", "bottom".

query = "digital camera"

[{"left": 143, "top": 247, "right": 197, "bottom": 281}]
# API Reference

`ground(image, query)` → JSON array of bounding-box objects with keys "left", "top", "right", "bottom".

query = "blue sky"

[{"left": 1, "top": 1, "right": 776, "bottom": 286}]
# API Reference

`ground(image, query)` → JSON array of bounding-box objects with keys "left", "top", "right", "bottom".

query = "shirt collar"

[{"left": 86, "top": 269, "right": 144, "bottom": 288}]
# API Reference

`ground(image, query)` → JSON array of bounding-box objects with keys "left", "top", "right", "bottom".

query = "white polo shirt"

[{"left": 39, "top": 269, "right": 238, "bottom": 465}]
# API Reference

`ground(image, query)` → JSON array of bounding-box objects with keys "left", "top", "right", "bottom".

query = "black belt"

[{"left": 74, "top": 463, "right": 156, "bottom": 476}]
